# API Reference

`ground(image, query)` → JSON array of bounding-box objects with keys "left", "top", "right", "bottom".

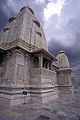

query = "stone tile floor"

[{"left": 0, "top": 91, "right": 80, "bottom": 120}]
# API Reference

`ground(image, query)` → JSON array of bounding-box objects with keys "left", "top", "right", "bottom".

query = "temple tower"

[
  {"left": 0, "top": 6, "right": 48, "bottom": 52},
  {"left": 56, "top": 50, "right": 72, "bottom": 93}
]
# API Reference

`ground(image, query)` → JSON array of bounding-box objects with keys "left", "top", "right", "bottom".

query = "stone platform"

[{"left": 0, "top": 89, "right": 80, "bottom": 120}]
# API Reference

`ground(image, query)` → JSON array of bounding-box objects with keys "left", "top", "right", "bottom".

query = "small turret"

[{"left": 56, "top": 50, "right": 70, "bottom": 68}]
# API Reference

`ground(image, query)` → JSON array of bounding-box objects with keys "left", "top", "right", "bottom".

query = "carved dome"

[{"left": 56, "top": 50, "right": 70, "bottom": 68}]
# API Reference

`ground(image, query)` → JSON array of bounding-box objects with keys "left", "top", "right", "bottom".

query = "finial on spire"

[
  {"left": 58, "top": 49, "right": 65, "bottom": 54},
  {"left": 27, "top": 1, "right": 28, "bottom": 6}
]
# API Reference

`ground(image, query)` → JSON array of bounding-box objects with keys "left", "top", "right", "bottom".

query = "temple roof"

[
  {"left": 31, "top": 49, "right": 57, "bottom": 61},
  {"left": 57, "top": 68, "right": 72, "bottom": 72}
]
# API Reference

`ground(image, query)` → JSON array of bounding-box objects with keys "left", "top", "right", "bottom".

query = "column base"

[{"left": 0, "top": 92, "right": 30, "bottom": 107}]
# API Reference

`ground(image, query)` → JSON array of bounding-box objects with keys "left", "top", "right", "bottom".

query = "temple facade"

[{"left": 0, "top": 6, "right": 72, "bottom": 106}]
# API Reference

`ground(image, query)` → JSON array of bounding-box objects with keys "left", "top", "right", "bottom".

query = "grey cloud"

[{"left": 0, "top": 0, "right": 80, "bottom": 79}]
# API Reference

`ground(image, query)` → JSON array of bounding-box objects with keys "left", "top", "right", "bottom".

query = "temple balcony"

[{"left": 30, "top": 48, "right": 58, "bottom": 71}]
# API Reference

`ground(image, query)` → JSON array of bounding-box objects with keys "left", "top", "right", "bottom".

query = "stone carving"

[{"left": 17, "top": 64, "right": 24, "bottom": 82}]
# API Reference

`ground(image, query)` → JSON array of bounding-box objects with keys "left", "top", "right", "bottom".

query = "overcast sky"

[{"left": 0, "top": 0, "right": 80, "bottom": 79}]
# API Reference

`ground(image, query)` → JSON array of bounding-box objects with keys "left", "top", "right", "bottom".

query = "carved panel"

[{"left": 17, "top": 64, "right": 24, "bottom": 81}]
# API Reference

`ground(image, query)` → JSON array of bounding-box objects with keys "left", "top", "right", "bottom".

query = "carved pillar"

[
  {"left": 4, "top": 51, "right": 12, "bottom": 83},
  {"left": 12, "top": 49, "right": 24, "bottom": 83},
  {"left": 30, "top": 57, "right": 35, "bottom": 68},
  {"left": 47, "top": 62, "right": 50, "bottom": 69},
  {"left": 38, "top": 54, "right": 43, "bottom": 68},
  {"left": 50, "top": 60, "right": 53, "bottom": 70}
]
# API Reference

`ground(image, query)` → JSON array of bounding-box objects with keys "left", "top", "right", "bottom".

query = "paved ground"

[{"left": 0, "top": 90, "right": 80, "bottom": 120}]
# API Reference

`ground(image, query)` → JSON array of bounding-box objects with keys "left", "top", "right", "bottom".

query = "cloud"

[
  {"left": 44, "top": 0, "right": 65, "bottom": 21},
  {"left": 35, "top": 0, "right": 45, "bottom": 4},
  {"left": 44, "top": 14, "right": 76, "bottom": 47},
  {"left": 0, "top": 0, "right": 80, "bottom": 79},
  {"left": 43, "top": 0, "right": 80, "bottom": 56}
]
